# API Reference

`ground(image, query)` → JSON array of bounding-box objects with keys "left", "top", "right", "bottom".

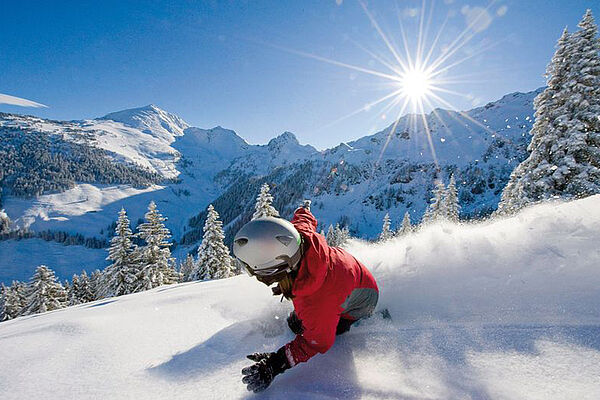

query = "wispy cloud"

[{"left": 0, "top": 93, "right": 47, "bottom": 108}]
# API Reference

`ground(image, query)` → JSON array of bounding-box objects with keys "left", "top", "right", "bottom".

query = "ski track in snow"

[{"left": 1, "top": 197, "right": 600, "bottom": 399}]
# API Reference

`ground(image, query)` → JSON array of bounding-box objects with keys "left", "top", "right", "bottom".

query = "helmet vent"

[
  {"left": 235, "top": 238, "right": 249, "bottom": 246},
  {"left": 276, "top": 235, "right": 293, "bottom": 246}
]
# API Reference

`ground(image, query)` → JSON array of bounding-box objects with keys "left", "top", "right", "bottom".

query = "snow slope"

[{"left": 1, "top": 196, "right": 599, "bottom": 399}]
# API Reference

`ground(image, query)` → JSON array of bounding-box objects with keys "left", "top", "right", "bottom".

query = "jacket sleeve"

[
  {"left": 291, "top": 207, "right": 318, "bottom": 235},
  {"left": 284, "top": 302, "right": 341, "bottom": 366},
  {"left": 291, "top": 208, "right": 329, "bottom": 297}
]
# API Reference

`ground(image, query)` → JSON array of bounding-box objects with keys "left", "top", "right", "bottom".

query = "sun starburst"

[
  {"left": 399, "top": 67, "right": 434, "bottom": 102},
  {"left": 276, "top": 0, "right": 502, "bottom": 171}
]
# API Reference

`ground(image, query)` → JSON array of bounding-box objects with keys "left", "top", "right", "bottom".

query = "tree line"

[{"left": 0, "top": 196, "right": 241, "bottom": 321}]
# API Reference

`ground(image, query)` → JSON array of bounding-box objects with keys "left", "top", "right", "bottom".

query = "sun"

[
  {"left": 400, "top": 68, "right": 433, "bottom": 102},
  {"left": 279, "top": 0, "right": 497, "bottom": 167}
]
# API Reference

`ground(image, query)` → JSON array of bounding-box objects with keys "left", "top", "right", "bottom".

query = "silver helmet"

[{"left": 233, "top": 217, "right": 302, "bottom": 285}]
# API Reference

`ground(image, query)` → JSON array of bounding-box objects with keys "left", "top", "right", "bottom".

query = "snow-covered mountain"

[
  {"left": 0, "top": 88, "right": 541, "bottom": 283},
  {"left": 100, "top": 104, "right": 189, "bottom": 139},
  {"left": 1, "top": 196, "right": 599, "bottom": 399},
  {"left": 190, "top": 89, "right": 542, "bottom": 244}
]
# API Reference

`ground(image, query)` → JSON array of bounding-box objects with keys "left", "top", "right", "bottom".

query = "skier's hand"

[
  {"left": 241, "top": 355, "right": 276, "bottom": 393},
  {"left": 287, "top": 311, "right": 304, "bottom": 335},
  {"left": 302, "top": 199, "right": 311, "bottom": 210},
  {"left": 246, "top": 352, "right": 271, "bottom": 363},
  {"left": 241, "top": 348, "right": 290, "bottom": 393}
]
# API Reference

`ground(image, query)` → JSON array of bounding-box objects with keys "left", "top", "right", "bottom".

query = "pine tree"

[
  {"left": 563, "top": 10, "right": 600, "bottom": 195},
  {"left": 444, "top": 174, "right": 460, "bottom": 222},
  {"left": 499, "top": 11, "right": 600, "bottom": 213},
  {"left": 68, "top": 275, "right": 81, "bottom": 306},
  {"left": 22, "top": 265, "right": 68, "bottom": 315},
  {"left": 190, "top": 205, "right": 235, "bottom": 280},
  {"left": 0, "top": 209, "right": 10, "bottom": 234},
  {"left": 179, "top": 254, "right": 195, "bottom": 282},
  {"left": 252, "top": 183, "right": 280, "bottom": 220},
  {"left": 63, "top": 279, "right": 72, "bottom": 303},
  {"left": 103, "top": 208, "right": 139, "bottom": 297},
  {"left": 379, "top": 213, "right": 394, "bottom": 242},
  {"left": 337, "top": 225, "right": 351, "bottom": 247},
  {"left": 422, "top": 180, "right": 447, "bottom": 223},
  {"left": 0, "top": 284, "right": 7, "bottom": 321},
  {"left": 0, "top": 281, "right": 27, "bottom": 321},
  {"left": 136, "top": 201, "right": 178, "bottom": 290},
  {"left": 326, "top": 224, "right": 338, "bottom": 247},
  {"left": 398, "top": 211, "right": 413, "bottom": 236},
  {"left": 89, "top": 270, "right": 103, "bottom": 301},
  {"left": 76, "top": 271, "right": 95, "bottom": 304}
]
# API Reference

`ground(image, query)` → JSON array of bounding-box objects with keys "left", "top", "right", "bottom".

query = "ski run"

[{"left": 1, "top": 195, "right": 599, "bottom": 399}]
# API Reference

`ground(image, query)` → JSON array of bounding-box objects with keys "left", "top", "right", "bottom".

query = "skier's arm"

[
  {"left": 283, "top": 303, "right": 340, "bottom": 366},
  {"left": 291, "top": 206, "right": 318, "bottom": 235}
]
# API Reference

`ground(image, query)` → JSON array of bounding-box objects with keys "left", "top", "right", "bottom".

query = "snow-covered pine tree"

[
  {"left": 89, "top": 270, "right": 103, "bottom": 301},
  {"left": 422, "top": 180, "right": 447, "bottom": 223},
  {"left": 334, "top": 224, "right": 342, "bottom": 245},
  {"left": 379, "top": 213, "right": 394, "bottom": 242},
  {"left": 398, "top": 211, "right": 413, "bottom": 236},
  {"left": 252, "top": 183, "right": 280, "bottom": 220},
  {"left": 562, "top": 10, "right": 600, "bottom": 194},
  {"left": 0, "top": 284, "right": 7, "bottom": 321},
  {"left": 68, "top": 275, "right": 81, "bottom": 306},
  {"left": 76, "top": 271, "right": 95, "bottom": 304},
  {"left": 102, "top": 208, "right": 139, "bottom": 297},
  {"left": 63, "top": 279, "right": 72, "bottom": 303},
  {"left": 190, "top": 204, "right": 235, "bottom": 280},
  {"left": 498, "top": 28, "right": 573, "bottom": 213},
  {"left": 337, "top": 225, "right": 351, "bottom": 247},
  {"left": 325, "top": 224, "right": 338, "bottom": 247},
  {"left": 22, "top": 265, "right": 68, "bottom": 315},
  {"left": 167, "top": 263, "right": 183, "bottom": 284},
  {"left": 179, "top": 254, "right": 195, "bottom": 282},
  {"left": 1, "top": 281, "right": 28, "bottom": 320},
  {"left": 0, "top": 209, "right": 10, "bottom": 234},
  {"left": 136, "top": 201, "right": 178, "bottom": 290},
  {"left": 499, "top": 11, "right": 600, "bottom": 213},
  {"left": 444, "top": 174, "right": 460, "bottom": 222}
]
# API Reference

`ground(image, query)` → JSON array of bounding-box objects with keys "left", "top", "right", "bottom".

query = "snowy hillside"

[{"left": 1, "top": 196, "right": 599, "bottom": 399}]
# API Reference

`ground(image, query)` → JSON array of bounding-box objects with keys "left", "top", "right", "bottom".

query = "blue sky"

[{"left": 0, "top": 0, "right": 596, "bottom": 148}]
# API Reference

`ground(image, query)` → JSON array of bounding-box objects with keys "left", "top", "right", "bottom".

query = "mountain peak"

[
  {"left": 268, "top": 131, "right": 299, "bottom": 147},
  {"left": 99, "top": 104, "right": 189, "bottom": 139}
]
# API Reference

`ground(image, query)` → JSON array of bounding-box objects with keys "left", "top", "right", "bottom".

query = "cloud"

[
  {"left": 0, "top": 93, "right": 47, "bottom": 108},
  {"left": 461, "top": 6, "right": 493, "bottom": 33}
]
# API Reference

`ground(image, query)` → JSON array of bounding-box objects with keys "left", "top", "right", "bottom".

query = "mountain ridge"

[{"left": 0, "top": 87, "right": 542, "bottom": 282}]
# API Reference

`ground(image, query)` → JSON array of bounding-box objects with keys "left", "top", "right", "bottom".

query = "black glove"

[
  {"left": 287, "top": 311, "right": 304, "bottom": 335},
  {"left": 241, "top": 347, "right": 290, "bottom": 393}
]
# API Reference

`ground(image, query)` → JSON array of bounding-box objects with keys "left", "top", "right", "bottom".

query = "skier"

[{"left": 233, "top": 200, "right": 379, "bottom": 393}]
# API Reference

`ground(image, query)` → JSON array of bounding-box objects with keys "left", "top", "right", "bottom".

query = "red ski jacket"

[{"left": 283, "top": 207, "right": 378, "bottom": 367}]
